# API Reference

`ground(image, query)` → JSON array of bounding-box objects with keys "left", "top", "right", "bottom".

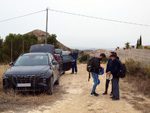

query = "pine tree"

[
  {"left": 139, "top": 35, "right": 142, "bottom": 46},
  {"left": 136, "top": 40, "right": 138, "bottom": 49}
]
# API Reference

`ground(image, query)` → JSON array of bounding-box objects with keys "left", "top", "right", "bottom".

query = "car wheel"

[
  {"left": 47, "top": 76, "right": 54, "bottom": 95},
  {"left": 62, "top": 71, "right": 65, "bottom": 75}
]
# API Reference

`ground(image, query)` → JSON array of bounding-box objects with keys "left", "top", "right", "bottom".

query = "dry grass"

[
  {"left": 0, "top": 65, "right": 9, "bottom": 89},
  {"left": 125, "top": 59, "right": 150, "bottom": 97},
  {"left": 0, "top": 65, "right": 65, "bottom": 112},
  {"left": 131, "top": 101, "right": 150, "bottom": 113}
]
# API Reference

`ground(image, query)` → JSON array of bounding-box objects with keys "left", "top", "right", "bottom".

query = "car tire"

[{"left": 47, "top": 76, "right": 54, "bottom": 95}]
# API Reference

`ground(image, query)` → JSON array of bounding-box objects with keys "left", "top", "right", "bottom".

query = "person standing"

[
  {"left": 91, "top": 53, "right": 106, "bottom": 96},
  {"left": 103, "top": 52, "right": 119, "bottom": 96},
  {"left": 70, "top": 50, "right": 78, "bottom": 74},
  {"left": 107, "top": 54, "right": 120, "bottom": 100}
]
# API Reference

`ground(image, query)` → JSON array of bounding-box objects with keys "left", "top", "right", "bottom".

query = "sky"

[{"left": 0, "top": 0, "right": 150, "bottom": 49}]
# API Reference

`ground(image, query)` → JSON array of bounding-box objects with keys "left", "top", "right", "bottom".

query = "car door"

[
  {"left": 62, "top": 54, "right": 75, "bottom": 71},
  {"left": 50, "top": 54, "right": 59, "bottom": 82}
]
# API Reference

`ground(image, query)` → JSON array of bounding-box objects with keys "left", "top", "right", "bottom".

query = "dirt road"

[{"left": 5, "top": 64, "right": 150, "bottom": 113}]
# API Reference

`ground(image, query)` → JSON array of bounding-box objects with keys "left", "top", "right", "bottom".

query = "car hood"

[{"left": 5, "top": 65, "right": 49, "bottom": 75}]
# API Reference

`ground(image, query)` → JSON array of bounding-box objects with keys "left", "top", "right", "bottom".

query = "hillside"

[
  {"left": 84, "top": 49, "right": 109, "bottom": 57},
  {"left": 25, "top": 29, "right": 70, "bottom": 51}
]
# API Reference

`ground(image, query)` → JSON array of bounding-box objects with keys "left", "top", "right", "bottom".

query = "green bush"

[
  {"left": 138, "top": 45, "right": 143, "bottom": 49},
  {"left": 147, "top": 46, "right": 150, "bottom": 50},
  {"left": 79, "top": 54, "right": 90, "bottom": 63},
  {"left": 101, "top": 57, "right": 109, "bottom": 64},
  {"left": 125, "top": 59, "right": 148, "bottom": 79},
  {"left": 125, "top": 59, "right": 150, "bottom": 96},
  {"left": 125, "top": 59, "right": 143, "bottom": 75}
]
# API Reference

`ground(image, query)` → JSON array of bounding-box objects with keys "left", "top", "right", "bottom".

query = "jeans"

[
  {"left": 72, "top": 61, "right": 77, "bottom": 73},
  {"left": 91, "top": 72, "right": 98, "bottom": 94},
  {"left": 112, "top": 78, "right": 120, "bottom": 99}
]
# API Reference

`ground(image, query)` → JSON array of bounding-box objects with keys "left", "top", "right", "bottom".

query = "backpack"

[
  {"left": 87, "top": 57, "right": 95, "bottom": 81},
  {"left": 117, "top": 63, "right": 126, "bottom": 78}
]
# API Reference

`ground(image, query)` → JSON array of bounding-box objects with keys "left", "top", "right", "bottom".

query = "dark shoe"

[
  {"left": 70, "top": 73, "right": 74, "bottom": 74},
  {"left": 91, "top": 92, "right": 99, "bottom": 96},
  {"left": 103, "top": 92, "right": 107, "bottom": 95},
  {"left": 112, "top": 98, "right": 120, "bottom": 100}
]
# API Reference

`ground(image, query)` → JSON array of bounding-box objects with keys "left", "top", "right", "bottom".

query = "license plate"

[{"left": 16, "top": 83, "right": 31, "bottom": 87}]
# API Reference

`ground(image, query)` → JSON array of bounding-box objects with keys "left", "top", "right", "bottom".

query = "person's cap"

[
  {"left": 111, "top": 52, "right": 117, "bottom": 56},
  {"left": 110, "top": 54, "right": 117, "bottom": 57}
]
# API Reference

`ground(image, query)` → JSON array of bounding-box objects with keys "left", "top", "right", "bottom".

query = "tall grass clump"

[{"left": 125, "top": 59, "right": 150, "bottom": 96}]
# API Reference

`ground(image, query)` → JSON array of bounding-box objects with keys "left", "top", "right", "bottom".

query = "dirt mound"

[{"left": 25, "top": 29, "right": 70, "bottom": 50}]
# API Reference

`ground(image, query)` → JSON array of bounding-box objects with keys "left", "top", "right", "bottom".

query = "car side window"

[
  {"left": 51, "top": 55, "right": 55, "bottom": 61},
  {"left": 48, "top": 54, "right": 52, "bottom": 63}
]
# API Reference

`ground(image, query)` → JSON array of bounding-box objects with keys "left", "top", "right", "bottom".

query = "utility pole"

[
  {"left": 11, "top": 39, "right": 13, "bottom": 62},
  {"left": 45, "top": 8, "right": 48, "bottom": 44}
]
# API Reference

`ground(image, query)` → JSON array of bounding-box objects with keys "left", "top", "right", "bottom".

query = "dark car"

[
  {"left": 30, "top": 44, "right": 54, "bottom": 54},
  {"left": 55, "top": 50, "right": 74, "bottom": 75},
  {"left": 54, "top": 49, "right": 64, "bottom": 74},
  {"left": 3, "top": 53, "right": 59, "bottom": 94},
  {"left": 30, "top": 44, "right": 74, "bottom": 74}
]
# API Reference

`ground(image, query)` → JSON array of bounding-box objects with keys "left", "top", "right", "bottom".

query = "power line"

[
  {"left": 49, "top": 8, "right": 150, "bottom": 27},
  {"left": 0, "top": 8, "right": 150, "bottom": 27},
  {"left": 0, "top": 10, "right": 46, "bottom": 23}
]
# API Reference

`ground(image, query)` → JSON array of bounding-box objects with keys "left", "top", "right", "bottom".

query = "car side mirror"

[
  {"left": 9, "top": 62, "right": 14, "bottom": 66},
  {"left": 52, "top": 61, "right": 58, "bottom": 65}
]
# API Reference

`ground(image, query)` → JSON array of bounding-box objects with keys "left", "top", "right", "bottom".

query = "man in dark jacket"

[
  {"left": 103, "top": 52, "right": 119, "bottom": 96},
  {"left": 91, "top": 53, "right": 106, "bottom": 96},
  {"left": 108, "top": 54, "right": 120, "bottom": 100}
]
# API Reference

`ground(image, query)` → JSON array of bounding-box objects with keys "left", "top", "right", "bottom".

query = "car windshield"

[{"left": 14, "top": 54, "right": 49, "bottom": 66}]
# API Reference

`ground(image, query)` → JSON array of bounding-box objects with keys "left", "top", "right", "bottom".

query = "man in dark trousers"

[
  {"left": 107, "top": 54, "right": 120, "bottom": 100},
  {"left": 91, "top": 53, "right": 106, "bottom": 96},
  {"left": 103, "top": 52, "right": 119, "bottom": 96},
  {"left": 70, "top": 51, "right": 78, "bottom": 74}
]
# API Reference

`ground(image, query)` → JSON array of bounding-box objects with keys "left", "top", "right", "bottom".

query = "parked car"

[
  {"left": 55, "top": 50, "right": 75, "bottom": 75},
  {"left": 30, "top": 45, "right": 74, "bottom": 74},
  {"left": 3, "top": 53, "right": 59, "bottom": 94},
  {"left": 30, "top": 44, "right": 54, "bottom": 54},
  {"left": 54, "top": 49, "right": 64, "bottom": 74}
]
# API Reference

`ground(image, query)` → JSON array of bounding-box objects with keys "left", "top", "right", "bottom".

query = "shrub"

[
  {"left": 145, "top": 65, "right": 150, "bottom": 79},
  {"left": 147, "top": 46, "right": 150, "bottom": 50},
  {"left": 101, "top": 57, "right": 109, "bottom": 64},
  {"left": 125, "top": 42, "right": 130, "bottom": 49},
  {"left": 138, "top": 45, "right": 143, "bottom": 49},
  {"left": 79, "top": 54, "right": 90, "bottom": 63},
  {"left": 125, "top": 59, "right": 150, "bottom": 96},
  {"left": 125, "top": 59, "right": 145, "bottom": 77}
]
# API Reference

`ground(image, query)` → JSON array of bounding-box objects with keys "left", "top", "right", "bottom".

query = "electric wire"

[
  {"left": 49, "top": 8, "right": 150, "bottom": 27},
  {"left": 0, "top": 10, "right": 46, "bottom": 23},
  {"left": 0, "top": 8, "right": 150, "bottom": 27}
]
